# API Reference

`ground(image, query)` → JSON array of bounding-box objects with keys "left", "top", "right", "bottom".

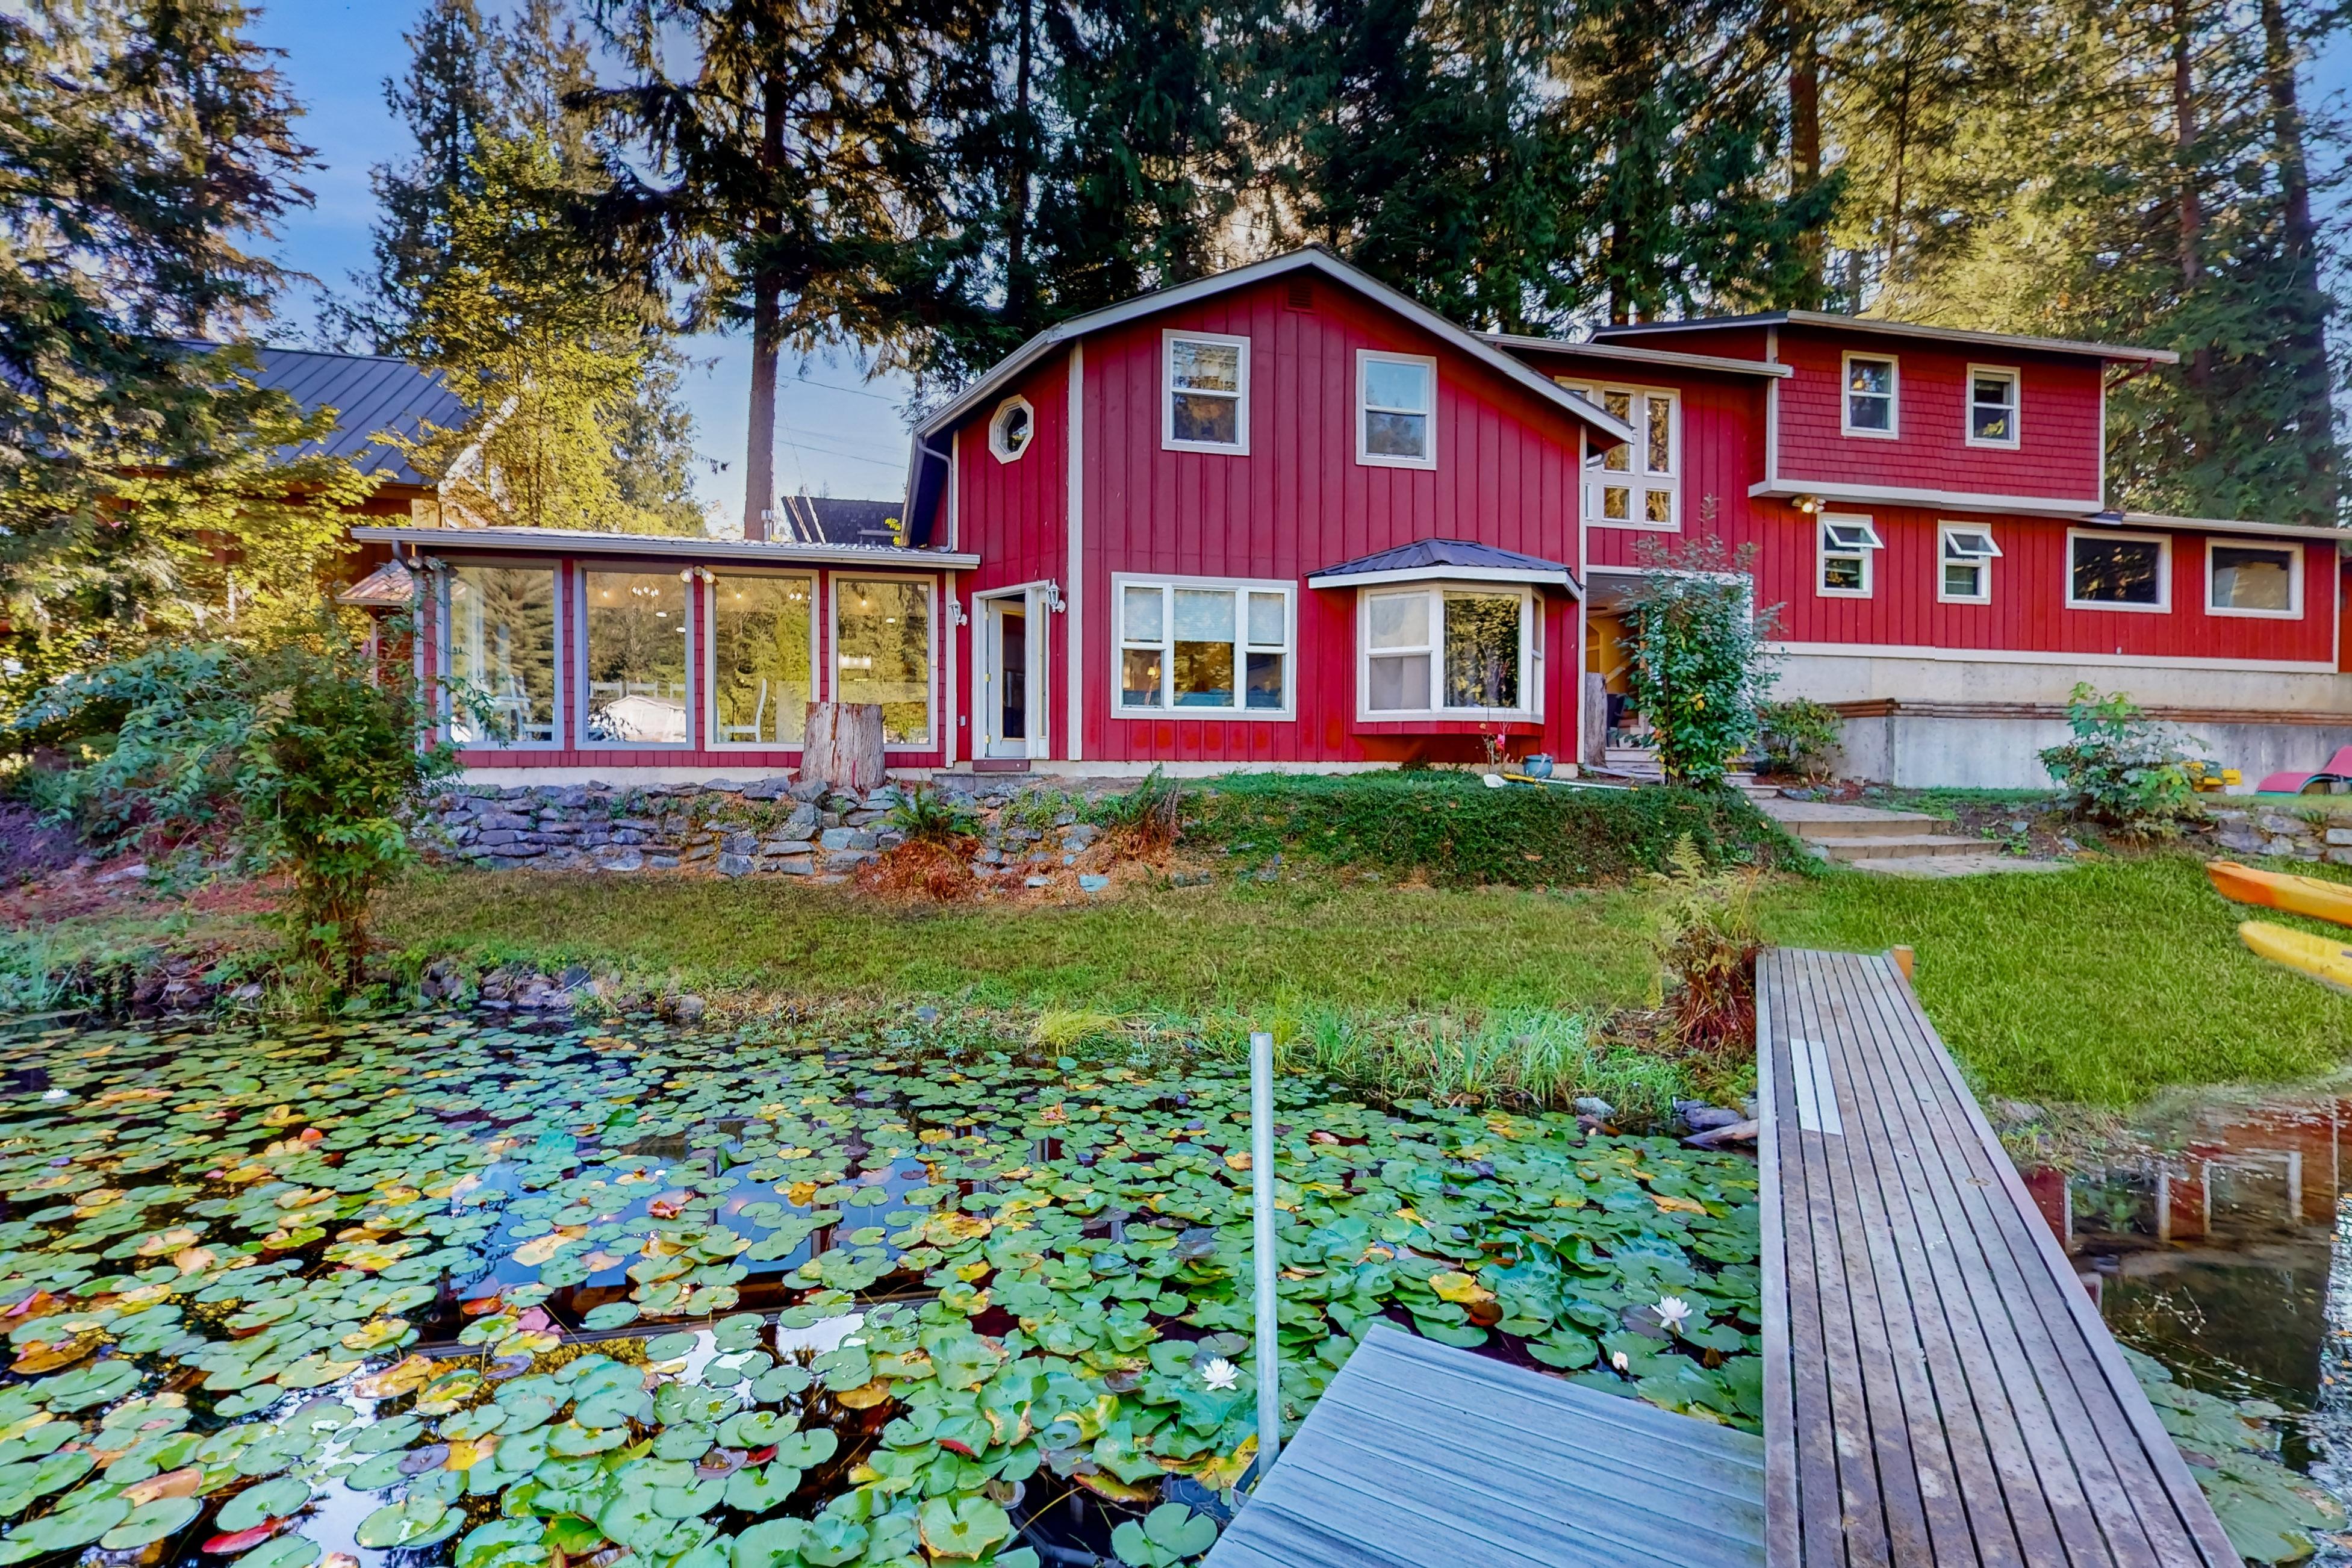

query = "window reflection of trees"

[
  {"left": 1444, "top": 593, "right": 1522, "bottom": 709},
  {"left": 712, "top": 575, "right": 814, "bottom": 744},
  {"left": 447, "top": 567, "right": 556, "bottom": 744},
  {"left": 837, "top": 579, "right": 931, "bottom": 745},
  {"left": 585, "top": 571, "right": 688, "bottom": 743}
]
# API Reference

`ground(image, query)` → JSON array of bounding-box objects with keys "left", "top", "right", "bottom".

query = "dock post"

[{"left": 1249, "top": 1029, "right": 1281, "bottom": 1482}]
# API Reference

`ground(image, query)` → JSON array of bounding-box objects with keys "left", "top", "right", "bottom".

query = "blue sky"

[{"left": 250, "top": 2, "right": 2350, "bottom": 537}]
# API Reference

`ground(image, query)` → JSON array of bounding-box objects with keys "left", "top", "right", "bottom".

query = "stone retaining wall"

[
  {"left": 420, "top": 776, "right": 1115, "bottom": 880},
  {"left": 2206, "top": 805, "right": 2352, "bottom": 865}
]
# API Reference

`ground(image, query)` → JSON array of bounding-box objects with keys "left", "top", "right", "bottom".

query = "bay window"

[
  {"left": 835, "top": 578, "right": 933, "bottom": 745},
  {"left": 1115, "top": 577, "right": 1291, "bottom": 716},
  {"left": 582, "top": 570, "right": 689, "bottom": 744},
  {"left": 709, "top": 573, "right": 816, "bottom": 745},
  {"left": 445, "top": 564, "right": 558, "bottom": 745},
  {"left": 1360, "top": 584, "right": 1536, "bottom": 718}
]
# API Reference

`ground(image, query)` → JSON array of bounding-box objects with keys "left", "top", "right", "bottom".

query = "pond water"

[
  {"left": 0, "top": 1012, "right": 1762, "bottom": 1568},
  {"left": 2039, "top": 1094, "right": 2352, "bottom": 1561}
]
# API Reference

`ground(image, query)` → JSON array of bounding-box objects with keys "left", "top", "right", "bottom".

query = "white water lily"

[
  {"left": 40, "top": 1089, "right": 66, "bottom": 1101},
  {"left": 1201, "top": 1357, "right": 1240, "bottom": 1391},
  {"left": 1610, "top": 1351, "right": 1630, "bottom": 1372},
  {"left": 1654, "top": 1295, "right": 1693, "bottom": 1332}
]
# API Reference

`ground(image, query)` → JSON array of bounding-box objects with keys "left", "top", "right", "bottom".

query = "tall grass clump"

[
  {"left": 1188, "top": 771, "right": 1796, "bottom": 886},
  {"left": 1090, "top": 767, "right": 1183, "bottom": 854}
]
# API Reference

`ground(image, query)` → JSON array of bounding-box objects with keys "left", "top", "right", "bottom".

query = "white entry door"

[{"left": 977, "top": 591, "right": 1041, "bottom": 759}]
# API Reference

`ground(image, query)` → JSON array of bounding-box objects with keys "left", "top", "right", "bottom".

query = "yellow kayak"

[
  {"left": 2239, "top": 919, "right": 2352, "bottom": 994},
  {"left": 2207, "top": 859, "right": 2352, "bottom": 929}
]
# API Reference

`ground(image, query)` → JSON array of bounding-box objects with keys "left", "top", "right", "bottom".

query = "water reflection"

[{"left": 2032, "top": 1097, "right": 2352, "bottom": 1549}]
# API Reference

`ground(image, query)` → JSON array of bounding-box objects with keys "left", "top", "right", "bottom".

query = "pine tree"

[{"left": 0, "top": 0, "right": 366, "bottom": 698}]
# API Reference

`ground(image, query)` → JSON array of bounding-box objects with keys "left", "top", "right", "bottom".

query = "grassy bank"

[{"left": 1756, "top": 855, "right": 2352, "bottom": 1106}]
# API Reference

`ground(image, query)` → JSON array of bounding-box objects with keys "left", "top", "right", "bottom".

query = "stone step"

[
  {"left": 1812, "top": 833, "right": 1991, "bottom": 862},
  {"left": 1763, "top": 803, "right": 1947, "bottom": 840}
]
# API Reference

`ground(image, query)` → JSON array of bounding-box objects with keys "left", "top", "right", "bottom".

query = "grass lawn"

[{"left": 1756, "top": 855, "right": 2352, "bottom": 1106}]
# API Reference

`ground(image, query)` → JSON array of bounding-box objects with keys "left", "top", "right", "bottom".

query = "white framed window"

[
  {"left": 580, "top": 569, "right": 692, "bottom": 746},
  {"left": 1163, "top": 331, "right": 1248, "bottom": 453},
  {"left": 1357, "top": 582, "right": 1539, "bottom": 720},
  {"left": 443, "top": 562, "right": 560, "bottom": 747},
  {"left": 1817, "top": 515, "right": 1884, "bottom": 597},
  {"left": 1965, "top": 366, "right": 2019, "bottom": 448},
  {"left": 989, "top": 396, "right": 1034, "bottom": 462},
  {"left": 1937, "top": 524, "right": 2000, "bottom": 604},
  {"left": 833, "top": 575, "right": 936, "bottom": 746},
  {"left": 1842, "top": 353, "right": 1898, "bottom": 438},
  {"left": 1113, "top": 575, "right": 1293, "bottom": 718},
  {"left": 2206, "top": 541, "right": 2303, "bottom": 618},
  {"left": 2066, "top": 529, "right": 2171, "bottom": 612},
  {"left": 1557, "top": 381, "right": 1678, "bottom": 528},
  {"left": 707, "top": 571, "right": 817, "bottom": 746},
  {"left": 1357, "top": 351, "right": 1437, "bottom": 468}
]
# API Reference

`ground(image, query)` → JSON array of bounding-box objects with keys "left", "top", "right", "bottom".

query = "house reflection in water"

[{"left": 2024, "top": 1099, "right": 2345, "bottom": 1455}]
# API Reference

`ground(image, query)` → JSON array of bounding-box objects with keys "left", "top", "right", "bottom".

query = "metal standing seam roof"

[
  {"left": 1305, "top": 538, "right": 1581, "bottom": 592},
  {"left": 1588, "top": 310, "right": 2180, "bottom": 366},
  {"left": 222, "top": 344, "right": 470, "bottom": 487}
]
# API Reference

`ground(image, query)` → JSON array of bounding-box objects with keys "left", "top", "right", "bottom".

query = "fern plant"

[{"left": 1646, "top": 833, "right": 1762, "bottom": 1057}]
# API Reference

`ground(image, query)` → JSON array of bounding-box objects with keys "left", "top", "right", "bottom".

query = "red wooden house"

[{"left": 353, "top": 249, "right": 2348, "bottom": 789}]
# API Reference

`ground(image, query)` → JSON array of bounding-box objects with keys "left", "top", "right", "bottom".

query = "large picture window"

[
  {"left": 1558, "top": 380, "right": 1677, "bottom": 528},
  {"left": 1164, "top": 332, "right": 1248, "bottom": 452},
  {"left": 583, "top": 571, "right": 690, "bottom": 744},
  {"left": 445, "top": 564, "right": 557, "bottom": 745},
  {"left": 1114, "top": 577, "right": 1291, "bottom": 716},
  {"left": 835, "top": 578, "right": 933, "bottom": 745},
  {"left": 709, "top": 573, "right": 815, "bottom": 744},
  {"left": 2207, "top": 542, "right": 2301, "bottom": 618},
  {"left": 2067, "top": 530, "right": 2170, "bottom": 611},
  {"left": 1360, "top": 584, "right": 1536, "bottom": 718}
]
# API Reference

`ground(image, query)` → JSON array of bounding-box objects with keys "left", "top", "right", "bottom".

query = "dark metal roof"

[
  {"left": 772, "top": 495, "right": 907, "bottom": 547},
  {"left": 1310, "top": 537, "right": 1576, "bottom": 582},
  {"left": 229, "top": 345, "right": 470, "bottom": 488}
]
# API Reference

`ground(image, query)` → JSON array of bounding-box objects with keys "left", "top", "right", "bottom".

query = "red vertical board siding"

[
  {"left": 953, "top": 277, "right": 1588, "bottom": 766},
  {"left": 1772, "top": 328, "right": 2103, "bottom": 502},
  {"left": 954, "top": 349, "right": 1072, "bottom": 758}
]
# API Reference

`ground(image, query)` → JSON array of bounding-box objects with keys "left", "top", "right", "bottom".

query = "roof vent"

[{"left": 1286, "top": 276, "right": 1313, "bottom": 311}]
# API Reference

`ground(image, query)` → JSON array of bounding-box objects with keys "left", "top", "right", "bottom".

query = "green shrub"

[
  {"left": 2038, "top": 683, "right": 2210, "bottom": 836},
  {"left": 1186, "top": 771, "right": 1796, "bottom": 886},
  {"left": 1757, "top": 698, "right": 1843, "bottom": 780},
  {"left": 883, "top": 785, "right": 978, "bottom": 845},
  {"left": 1622, "top": 537, "right": 1781, "bottom": 785}
]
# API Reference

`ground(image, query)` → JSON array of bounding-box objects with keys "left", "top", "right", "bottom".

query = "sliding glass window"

[
  {"left": 583, "top": 570, "right": 690, "bottom": 744},
  {"left": 444, "top": 565, "right": 558, "bottom": 745},
  {"left": 710, "top": 573, "right": 815, "bottom": 744},
  {"left": 835, "top": 578, "right": 932, "bottom": 745}
]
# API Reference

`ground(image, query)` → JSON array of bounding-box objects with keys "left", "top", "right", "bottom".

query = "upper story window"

[
  {"left": 2207, "top": 541, "right": 2303, "bottom": 618},
  {"left": 1817, "top": 515, "right": 1883, "bottom": 597},
  {"left": 1358, "top": 351, "right": 1437, "bottom": 468},
  {"left": 1165, "top": 331, "right": 1248, "bottom": 452},
  {"left": 2067, "top": 529, "right": 2170, "bottom": 612},
  {"left": 1558, "top": 381, "right": 1678, "bottom": 528},
  {"left": 1843, "top": 353, "right": 1898, "bottom": 438},
  {"left": 1967, "top": 367, "right": 2020, "bottom": 447},
  {"left": 1115, "top": 576, "right": 1292, "bottom": 717},
  {"left": 989, "top": 396, "right": 1034, "bottom": 462},
  {"left": 1938, "top": 524, "right": 2000, "bottom": 604}
]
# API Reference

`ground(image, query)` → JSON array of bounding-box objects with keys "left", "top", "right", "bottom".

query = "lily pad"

[{"left": 100, "top": 1495, "right": 202, "bottom": 1550}]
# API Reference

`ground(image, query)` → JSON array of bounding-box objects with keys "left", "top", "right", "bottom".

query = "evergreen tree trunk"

[
  {"left": 2257, "top": 0, "right": 2338, "bottom": 521},
  {"left": 2170, "top": 0, "right": 2211, "bottom": 414},
  {"left": 742, "top": 81, "right": 785, "bottom": 542},
  {"left": 1006, "top": 0, "right": 1036, "bottom": 324},
  {"left": 1788, "top": 0, "right": 1825, "bottom": 307}
]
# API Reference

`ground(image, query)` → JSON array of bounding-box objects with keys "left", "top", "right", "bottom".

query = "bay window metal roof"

[{"left": 1305, "top": 538, "right": 1581, "bottom": 593}]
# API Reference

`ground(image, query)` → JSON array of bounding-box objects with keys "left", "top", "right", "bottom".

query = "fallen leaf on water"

[{"left": 1650, "top": 1193, "right": 1710, "bottom": 1215}]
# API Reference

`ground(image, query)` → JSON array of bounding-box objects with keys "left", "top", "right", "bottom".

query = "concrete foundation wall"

[{"left": 1772, "top": 651, "right": 2352, "bottom": 789}]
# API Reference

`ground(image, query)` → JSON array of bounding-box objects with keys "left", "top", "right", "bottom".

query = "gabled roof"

[
  {"left": 904, "top": 249, "right": 1639, "bottom": 531},
  {"left": 231, "top": 345, "right": 470, "bottom": 487},
  {"left": 1589, "top": 310, "right": 2177, "bottom": 366},
  {"left": 1305, "top": 537, "right": 1579, "bottom": 594},
  {"left": 335, "top": 559, "right": 417, "bottom": 609}
]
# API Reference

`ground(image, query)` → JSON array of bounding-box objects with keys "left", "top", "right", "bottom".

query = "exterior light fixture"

[
  {"left": 1793, "top": 494, "right": 1823, "bottom": 514},
  {"left": 2089, "top": 508, "right": 2126, "bottom": 526}
]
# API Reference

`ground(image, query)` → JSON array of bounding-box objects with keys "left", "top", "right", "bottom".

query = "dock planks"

[
  {"left": 1200, "top": 1324, "right": 1767, "bottom": 1568},
  {"left": 1758, "top": 947, "right": 2238, "bottom": 1567}
]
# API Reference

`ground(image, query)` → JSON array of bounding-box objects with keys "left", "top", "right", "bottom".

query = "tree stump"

[
  {"left": 801, "top": 702, "right": 886, "bottom": 791},
  {"left": 1580, "top": 674, "right": 1608, "bottom": 768}
]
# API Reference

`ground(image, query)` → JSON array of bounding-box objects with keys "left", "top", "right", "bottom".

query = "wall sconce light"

[
  {"left": 1793, "top": 494, "right": 1823, "bottom": 515},
  {"left": 946, "top": 599, "right": 969, "bottom": 629},
  {"left": 1044, "top": 580, "right": 1067, "bottom": 613}
]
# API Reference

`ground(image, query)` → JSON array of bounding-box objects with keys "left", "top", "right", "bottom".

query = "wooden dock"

[
  {"left": 1201, "top": 1323, "right": 1767, "bottom": 1568},
  {"left": 1201, "top": 948, "right": 2240, "bottom": 1567},
  {"left": 1758, "top": 947, "right": 2238, "bottom": 1566}
]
